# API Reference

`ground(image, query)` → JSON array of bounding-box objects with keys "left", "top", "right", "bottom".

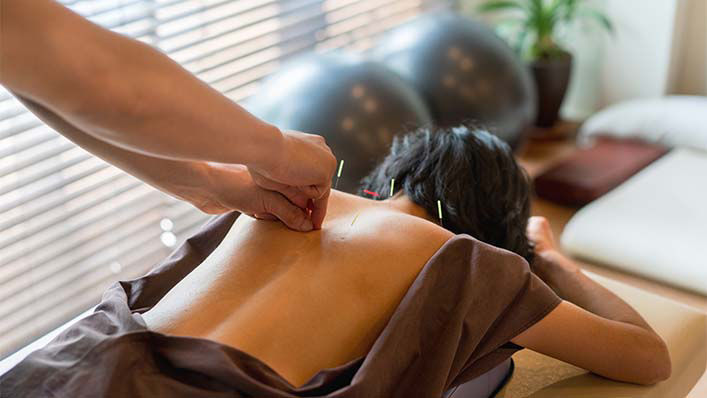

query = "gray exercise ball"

[
  {"left": 246, "top": 54, "right": 432, "bottom": 194},
  {"left": 373, "top": 12, "right": 537, "bottom": 150}
]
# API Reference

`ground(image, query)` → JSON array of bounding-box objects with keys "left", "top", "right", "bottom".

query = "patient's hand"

[
  {"left": 526, "top": 216, "right": 579, "bottom": 275},
  {"left": 520, "top": 219, "right": 671, "bottom": 385},
  {"left": 527, "top": 216, "right": 558, "bottom": 254}
]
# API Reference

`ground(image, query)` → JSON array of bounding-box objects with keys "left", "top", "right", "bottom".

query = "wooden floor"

[{"left": 516, "top": 137, "right": 707, "bottom": 397}]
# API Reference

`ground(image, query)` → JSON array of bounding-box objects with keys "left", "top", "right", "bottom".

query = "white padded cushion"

[
  {"left": 579, "top": 96, "right": 707, "bottom": 152},
  {"left": 561, "top": 148, "right": 707, "bottom": 295}
]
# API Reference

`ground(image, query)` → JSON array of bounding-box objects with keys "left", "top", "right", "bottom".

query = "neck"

[{"left": 383, "top": 192, "right": 437, "bottom": 224}]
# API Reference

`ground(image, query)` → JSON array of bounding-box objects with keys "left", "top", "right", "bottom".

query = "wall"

[
  {"left": 669, "top": 0, "right": 707, "bottom": 96},
  {"left": 597, "top": 0, "right": 679, "bottom": 107}
]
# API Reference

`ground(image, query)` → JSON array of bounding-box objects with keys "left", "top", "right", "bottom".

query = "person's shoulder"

[
  {"left": 363, "top": 210, "right": 455, "bottom": 254},
  {"left": 365, "top": 211, "right": 528, "bottom": 269},
  {"left": 347, "top": 210, "right": 456, "bottom": 292}
]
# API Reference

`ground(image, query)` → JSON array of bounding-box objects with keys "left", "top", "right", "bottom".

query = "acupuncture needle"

[
  {"left": 353, "top": 179, "right": 394, "bottom": 226},
  {"left": 437, "top": 200, "right": 443, "bottom": 228},
  {"left": 334, "top": 160, "right": 344, "bottom": 189}
]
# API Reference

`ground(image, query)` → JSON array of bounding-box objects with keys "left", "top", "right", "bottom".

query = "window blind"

[{"left": 0, "top": 0, "right": 449, "bottom": 359}]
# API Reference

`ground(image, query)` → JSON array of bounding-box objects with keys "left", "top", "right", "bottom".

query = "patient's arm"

[{"left": 511, "top": 217, "right": 671, "bottom": 385}]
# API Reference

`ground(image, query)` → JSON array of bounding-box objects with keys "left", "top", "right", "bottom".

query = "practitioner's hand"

[
  {"left": 247, "top": 129, "right": 336, "bottom": 230},
  {"left": 526, "top": 216, "right": 579, "bottom": 275},
  {"left": 191, "top": 163, "right": 316, "bottom": 231}
]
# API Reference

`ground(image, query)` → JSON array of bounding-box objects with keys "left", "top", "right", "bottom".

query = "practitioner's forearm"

[
  {"left": 534, "top": 251, "right": 654, "bottom": 331},
  {"left": 1, "top": 0, "right": 281, "bottom": 169},
  {"left": 15, "top": 94, "right": 211, "bottom": 206}
]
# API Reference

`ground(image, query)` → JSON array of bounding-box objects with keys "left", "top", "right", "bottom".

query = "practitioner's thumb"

[{"left": 262, "top": 191, "right": 313, "bottom": 232}]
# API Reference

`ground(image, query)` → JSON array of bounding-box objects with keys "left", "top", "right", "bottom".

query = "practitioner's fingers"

[
  {"left": 297, "top": 184, "right": 326, "bottom": 200},
  {"left": 250, "top": 168, "right": 312, "bottom": 209},
  {"left": 308, "top": 186, "right": 330, "bottom": 230},
  {"left": 260, "top": 190, "right": 313, "bottom": 232},
  {"left": 249, "top": 168, "right": 286, "bottom": 191},
  {"left": 253, "top": 213, "right": 278, "bottom": 221}
]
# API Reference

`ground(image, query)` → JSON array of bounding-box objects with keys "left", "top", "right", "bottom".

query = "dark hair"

[{"left": 361, "top": 125, "right": 534, "bottom": 262}]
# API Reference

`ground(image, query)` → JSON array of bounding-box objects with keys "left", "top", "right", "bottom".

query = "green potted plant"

[{"left": 477, "top": 0, "right": 613, "bottom": 127}]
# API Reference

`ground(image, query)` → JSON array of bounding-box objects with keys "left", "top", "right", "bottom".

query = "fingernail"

[{"left": 302, "top": 219, "right": 314, "bottom": 231}]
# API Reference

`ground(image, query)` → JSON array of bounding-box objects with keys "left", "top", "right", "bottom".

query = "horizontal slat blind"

[{"left": 0, "top": 0, "right": 449, "bottom": 358}]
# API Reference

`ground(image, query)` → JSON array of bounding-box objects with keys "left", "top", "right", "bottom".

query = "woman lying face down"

[
  {"left": 362, "top": 125, "right": 534, "bottom": 263},
  {"left": 142, "top": 126, "right": 671, "bottom": 389}
]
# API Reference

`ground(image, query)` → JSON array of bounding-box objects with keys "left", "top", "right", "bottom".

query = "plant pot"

[{"left": 530, "top": 54, "right": 573, "bottom": 128}]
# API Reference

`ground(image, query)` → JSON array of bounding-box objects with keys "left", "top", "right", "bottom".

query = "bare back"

[{"left": 142, "top": 191, "right": 452, "bottom": 387}]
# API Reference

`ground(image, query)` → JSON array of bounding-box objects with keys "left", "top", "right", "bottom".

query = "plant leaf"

[
  {"left": 578, "top": 7, "right": 615, "bottom": 35},
  {"left": 477, "top": 0, "right": 527, "bottom": 13},
  {"left": 514, "top": 23, "right": 531, "bottom": 56},
  {"left": 528, "top": 0, "right": 543, "bottom": 15},
  {"left": 494, "top": 17, "right": 525, "bottom": 30},
  {"left": 559, "top": 0, "right": 579, "bottom": 21}
]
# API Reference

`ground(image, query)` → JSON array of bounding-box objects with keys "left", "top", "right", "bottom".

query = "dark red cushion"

[{"left": 534, "top": 136, "right": 669, "bottom": 206}]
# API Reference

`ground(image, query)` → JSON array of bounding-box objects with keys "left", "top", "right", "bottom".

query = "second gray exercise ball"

[
  {"left": 246, "top": 54, "right": 432, "bottom": 194},
  {"left": 373, "top": 12, "right": 537, "bottom": 150}
]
